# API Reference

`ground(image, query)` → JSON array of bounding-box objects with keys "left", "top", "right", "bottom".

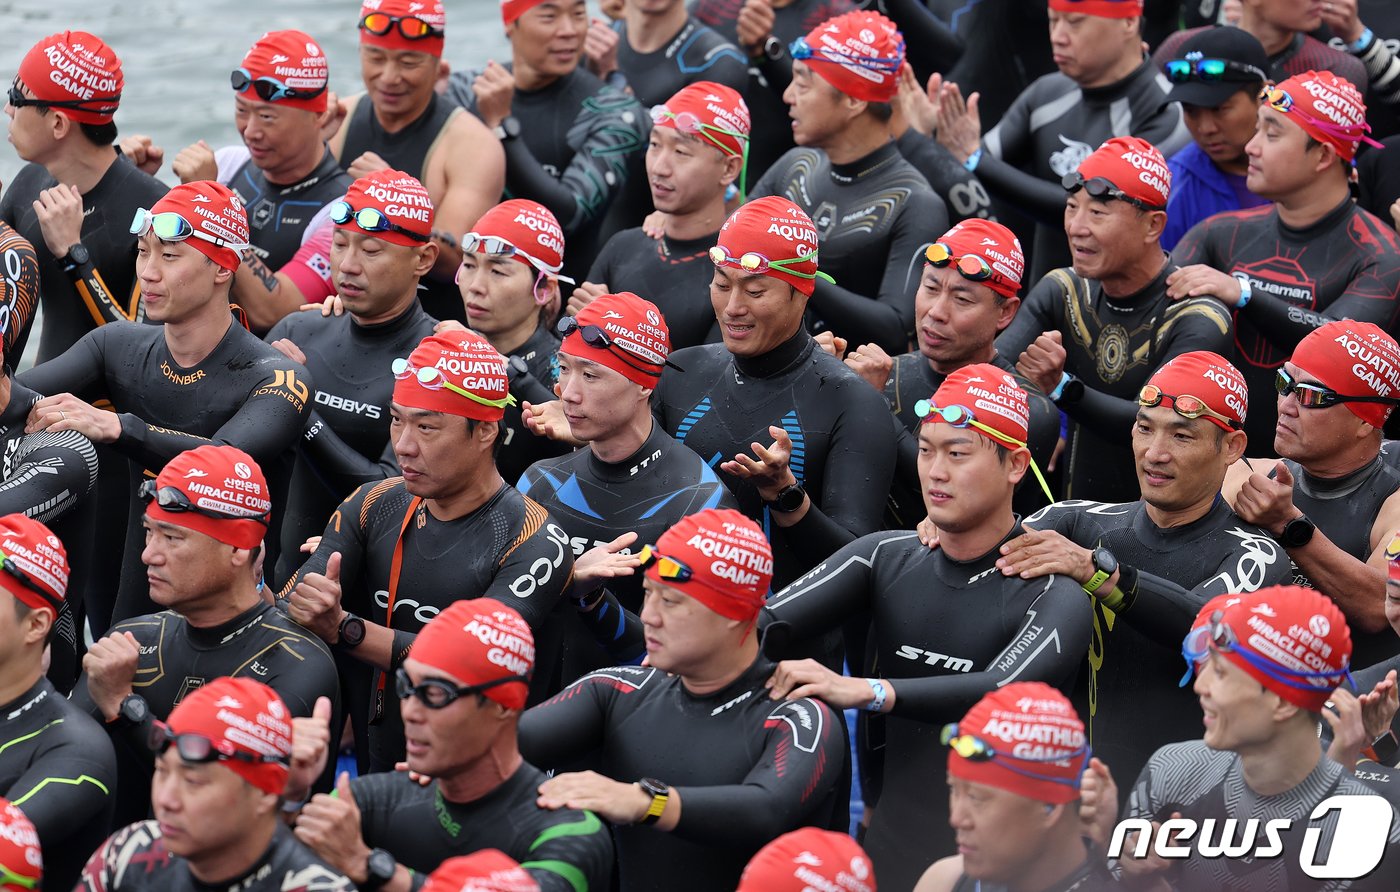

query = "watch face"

[
  {"left": 122, "top": 695, "right": 148, "bottom": 723},
  {"left": 367, "top": 850, "right": 396, "bottom": 883},
  {"left": 69, "top": 245, "right": 90, "bottom": 265},
  {"left": 341, "top": 616, "right": 366, "bottom": 647},
  {"left": 1093, "top": 548, "right": 1117, "bottom": 575}
]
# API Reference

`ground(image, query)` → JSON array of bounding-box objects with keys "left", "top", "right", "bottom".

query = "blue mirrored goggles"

[
  {"left": 1179, "top": 609, "right": 1356, "bottom": 693},
  {"left": 229, "top": 68, "right": 325, "bottom": 103},
  {"left": 789, "top": 36, "right": 904, "bottom": 75}
]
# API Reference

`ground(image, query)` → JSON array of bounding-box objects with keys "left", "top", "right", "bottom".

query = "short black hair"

[
  {"left": 466, "top": 418, "right": 506, "bottom": 460},
  {"left": 36, "top": 106, "right": 118, "bottom": 146},
  {"left": 866, "top": 100, "right": 894, "bottom": 123}
]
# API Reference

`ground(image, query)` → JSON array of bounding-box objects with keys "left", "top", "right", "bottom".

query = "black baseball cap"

[{"left": 1165, "top": 26, "right": 1270, "bottom": 109}]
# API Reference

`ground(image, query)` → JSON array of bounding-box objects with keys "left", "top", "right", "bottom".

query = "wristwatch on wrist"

[
  {"left": 762, "top": 35, "right": 785, "bottom": 61},
  {"left": 361, "top": 849, "right": 396, "bottom": 892},
  {"left": 492, "top": 116, "right": 521, "bottom": 141},
  {"left": 60, "top": 242, "right": 91, "bottom": 273},
  {"left": 638, "top": 777, "right": 669, "bottom": 825},
  {"left": 1051, "top": 373, "right": 1084, "bottom": 405},
  {"left": 1082, "top": 546, "right": 1118, "bottom": 595},
  {"left": 108, "top": 693, "right": 149, "bottom": 729},
  {"left": 768, "top": 483, "right": 805, "bottom": 513},
  {"left": 1275, "top": 514, "right": 1315, "bottom": 548},
  {"left": 337, "top": 613, "right": 367, "bottom": 649}
]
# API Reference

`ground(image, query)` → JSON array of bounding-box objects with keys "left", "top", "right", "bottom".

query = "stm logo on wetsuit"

[{"left": 894, "top": 646, "right": 974, "bottom": 672}]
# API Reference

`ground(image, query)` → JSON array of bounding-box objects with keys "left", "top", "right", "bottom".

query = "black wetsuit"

[
  {"left": 18, "top": 318, "right": 312, "bottom": 627},
  {"left": 615, "top": 16, "right": 749, "bottom": 110},
  {"left": 996, "top": 264, "right": 1235, "bottom": 505},
  {"left": 518, "top": 421, "right": 738, "bottom": 672},
  {"left": 279, "top": 480, "right": 572, "bottom": 770},
  {"left": 882, "top": 350, "right": 1058, "bottom": 523},
  {"left": 653, "top": 331, "right": 896, "bottom": 588},
  {"left": 928, "top": 0, "right": 1055, "bottom": 127},
  {"left": 519, "top": 657, "right": 848, "bottom": 892},
  {"left": 1023, "top": 497, "right": 1292, "bottom": 790},
  {"left": 894, "top": 129, "right": 997, "bottom": 225},
  {"left": 948, "top": 854, "right": 1116, "bottom": 892},
  {"left": 979, "top": 58, "right": 1189, "bottom": 281},
  {"left": 445, "top": 67, "right": 648, "bottom": 281},
  {"left": 352, "top": 764, "right": 614, "bottom": 892},
  {"left": 1172, "top": 199, "right": 1400, "bottom": 452},
  {"left": 265, "top": 303, "right": 437, "bottom": 585},
  {"left": 752, "top": 142, "right": 948, "bottom": 353},
  {"left": 497, "top": 325, "right": 570, "bottom": 489},
  {"left": 0, "top": 222, "right": 40, "bottom": 361},
  {"left": 0, "top": 676, "right": 116, "bottom": 892},
  {"left": 339, "top": 95, "right": 464, "bottom": 324},
  {"left": 0, "top": 154, "right": 167, "bottom": 362},
  {"left": 761, "top": 526, "right": 1092, "bottom": 891},
  {"left": 1124, "top": 742, "right": 1400, "bottom": 891},
  {"left": 586, "top": 228, "right": 721, "bottom": 350},
  {"left": 228, "top": 149, "right": 350, "bottom": 274},
  {"left": 69, "top": 600, "right": 341, "bottom": 829},
  {"left": 1259, "top": 455, "right": 1400, "bottom": 669},
  {"left": 77, "top": 821, "right": 357, "bottom": 892}
]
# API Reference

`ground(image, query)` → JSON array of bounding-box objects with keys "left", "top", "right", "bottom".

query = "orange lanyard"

[{"left": 374, "top": 496, "right": 423, "bottom": 711}]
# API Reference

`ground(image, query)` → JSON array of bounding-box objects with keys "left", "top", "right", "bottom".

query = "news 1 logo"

[{"left": 1108, "top": 795, "right": 1392, "bottom": 880}]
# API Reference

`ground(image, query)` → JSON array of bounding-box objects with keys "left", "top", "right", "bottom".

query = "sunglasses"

[
  {"left": 395, "top": 666, "right": 525, "bottom": 709},
  {"left": 1179, "top": 609, "right": 1355, "bottom": 692},
  {"left": 1164, "top": 57, "right": 1266, "bottom": 84},
  {"left": 940, "top": 723, "right": 1090, "bottom": 788},
  {"left": 556, "top": 316, "right": 679, "bottom": 378},
  {"left": 789, "top": 36, "right": 903, "bottom": 74},
  {"left": 1061, "top": 171, "right": 1165, "bottom": 212},
  {"left": 7, "top": 80, "right": 119, "bottom": 113},
  {"left": 329, "top": 200, "right": 429, "bottom": 243},
  {"left": 148, "top": 720, "right": 288, "bottom": 766},
  {"left": 1274, "top": 367, "right": 1399, "bottom": 410},
  {"left": 139, "top": 479, "right": 271, "bottom": 524},
  {"left": 707, "top": 246, "right": 835, "bottom": 283},
  {"left": 391, "top": 357, "right": 517, "bottom": 410},
  {"left": 1137, "top": 384, "right": 1242, "bottom": 431},
  {"left": 638, "top": 544, "right": 693, "bottom": 583},
  {"left": 129, "top": 208, "right": 247, "bottom": 250},
  {"left": 0, "top": 550, "right": 61, "bottom": 612},
  {"left": 359, "top": 12, "right": 444, "bottom": 40},
  {"left": 0, "top": 864, "right": 37, "bottom": 891},
  {"left": 914, "top": 401, "right": 1055, "bottom": 503},
  {"left": 229, "top": 68, "right": 325, "bottom": 103},
  {"left": 925, "top": 242, "right": 997, "bottom": 283}
]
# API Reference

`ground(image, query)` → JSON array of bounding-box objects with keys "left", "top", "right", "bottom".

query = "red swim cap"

[
  {"left": 0, "top": 514, "right": 68, "bottom": 619},
  {"left": 1290, "top": 320, "right": 1400, "bottom": 429},
  {"left": 147, "top": 181, "right": 250, "bottom": 271},
  {"left": 165, "top": 677, "right": 292, "bottom": 795},
  {"left": 646, "top": 509, "right": 773, "bottom": 622},
  {"left": 341, "top": 170, "right": 435, "bottom": 248},
  {"left": 237, "top": 30, "right": 329, "bottom": 114},
  {"left": 1265, "top": 70, "right": 1376, "bottom": 163},
  {"left": 17, "top": 31, "right": 123, "bottom": 125},
  {"left": 146, "top": 445, "right": 270, "bottom": 550},
  {"left": 0, "top": 799, "right": 41, "bottom": 892},
  {"left": 925, "top": 363, "right": 1031, "bottom": 449},
  {"left": 393, "top": 329, "right": 514, "bottom": 422},
  {"left": 409, "top": 599, "right": 534, "bottom": 711},
  {"left": 798, "top": 11, "right": 905, "bottom": 103},
  {"left": 738, "top": 828, "right": 875, "bottom": 892},
  {"left": 714, "top": 196, "right": 825, "bottom": 297},
  {"left": 947, "top": 681, "right": 1089, "bottom": 804},
  {"left": 1145, "top": 350, "right": 1247, "bottom": 431},
  {"left": 1075, "top": 136, "right": 1171, "bottom": 208},
  {"left": 468, "top": 199, "right": 569, "bottom": 280},
  {"left": 930, "top": 219, "right": 1024, "bottom": 298},
  {"left": 1047, "top": 0, "right": 1144, "bottom": 18},
  {"left": 359, "top": 0, "right": 445, "bottom": 56},
  {"left": 561, "top": 292, "right": 671, "bottom": 387}
]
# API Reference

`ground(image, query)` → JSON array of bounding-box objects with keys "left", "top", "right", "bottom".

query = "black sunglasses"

[
  {"left": 1274, "top": 367, "right": 1400, "bottom": 409},
  {"left": 229, "top": 68, "right": 325, "bottom": 103},
  {"left": 394, "top": 667, "right": 527, "bottom": 709},
  {"left": 148, "top": 720, "right": 288, "bottom": 766},
  {"left": 1062, "top": 171, "right": 1165, "bottom": 212},
  {"left": 556, "top": 316, "right": 681, "bottom": 377},
  {"left": 8, "top": 81, "right": 119, "bottom": 112},
  {"left": 139, "top": 479, "right": 271, "bottom": 524}
]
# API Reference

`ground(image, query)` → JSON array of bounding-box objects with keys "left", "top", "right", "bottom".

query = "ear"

[
  {"left": 1223, "top": 428, "right": 1248, "bottom": 463},
  {"left": 213, "top": 263, "right": 236, "bottom": 287},
  {"left": 994, "top": 295, "right": 1021, "bottom": 333},
  {"left": 719, "top": 152, "right": 743, "bottom": 188},
  {"left": 1142, "top": 209, "right": 1168, "bottom": 242},
  {"left": 414, "top": 241, "right": 440, "bottom": 278},
  {"left": 22, "top": 607, "right": 53, "bottom": 648},
  {"left": 1007, "top": 446, "right": 1031, "bottom": 486}
]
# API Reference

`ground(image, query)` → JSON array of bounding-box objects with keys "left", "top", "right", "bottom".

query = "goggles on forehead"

[
  {"left": 638, "top": 544, "right": 693, "bottom": 583},
  {"left": 1258, "top": 84, "right": 1384, "bottom": 152},
  {"left": 130, "top": 209, "right": 248, "bottom": 251},
  {"left": 556, "top": 316, "right": 681, "bottom": 378},
  {"left": 1274, "top": 367, "right": 1400, "bottom": 410},
  {"left": 8, "top": 79, "right": 119, "bottom": 112},
  {"left": 459, "top": 231, "right": 573, "bottom": 283},
  {"left": 1137, "top": 384, "right": 1242, "bottom": 431},
  {"left": 394, "top": 666, "right": 526, "bottom": 709},
  {"left": 925, "top": 242, "right": 1001, "bottom": 285},
  {"left": 0, "top": 550, "right": 60, "bottom": 612},
  {"left": 941, "top": 723, "right": 1091, "bottom": 789},
  {"left": 914, "top": 401, "right": 1054, "bottom": 503},
  {"left": 1061, "top": 171, "right": 1165, "bottom": 212},
  {"left": 707, "top": 246, "right": 836, "bottom": 283},
  {"left": 1179, "top": 608, "right": 1355, "bottom": 691},
  {"left": 139, "top": 479, "right": 271, "bottom": 524},
  {"left": 359, "top": 12, "right": 444, "bottom": 39},
  {"left": 1164, "top": 57, "right": 1266, "bottom": 85},
  {"left": 148, "top": 720, "right": 288, "bottom": 766},
  {"left": 391, "top": 357, "right": 517, "bottom": 410},
  {"left": 789, "top": 35, "right": 904, "bottom": 74},
  {"left": 651, "top": 103, "right": 751, "bottom": 201},
  {"left": 229, "top": 68, "right": 325, "bottom": 103},
  {"left": 329, "top": 200, "right": 430, "bottom": 243}
]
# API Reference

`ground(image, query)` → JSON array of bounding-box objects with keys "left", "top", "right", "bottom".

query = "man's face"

[
  {"left": 1063, "top": 191, "right": 1152, "bottom": 282},
  {"left": 333, "top": 230, "right": 430, "bottom": 318},
  {"left": 135, "top": 235, "right": 227, "bottom": 323},
  {"left": 555, "top": 353, "right": 648, "bottom": 445},
  {"left": 639, "top": 577, "right": 736, "bottom": 676},
  {"left": 390, "top": 404, "right": 492, "bottom": 501},
  {"left": 456, "top": 250, "right": 539, "bottom": 337},
  {"left": 4, "top": 79, "right": 58, "bottom": 163},
  {"left": 1254, "top": 0, "right": 1324, "bottom": 33},
  {"left": 1245, "top": 107, "right": 1322, "bottom": 199},
  {"left": 233, "top": 96, "right": 322, "bottom": 180},
  {"left": 1131, "top": 404, "right": 1235, "bottom": 515},
  {"left": 1047, "top": 11, "right": 1129, "bottom": 86},
  {"left": 1273, "top": 361, "right": 1365, "bottom": 461},
  {"left": 360, "top": 46, "right": 439, "bottom": 118},
  {"left": 917, "top": 422, "right": 1017, "bottom": 532},
  {"left": 1183, "top": 90, "right": 1260, "bottom": 171},
  {"left": 508, "top": 0, "right": 587, "bottom": 78},
  {"left": 710, "top": 265, "right": 805, "bottom": 358},
  {"left": 399, "top": 658, "right": 507, "bottom": 780},
  {"left": 1192, "top": 650, "right": 1279, "bottom": 752},
  {"left": 783, "top": 62, "right": 848, "bottom": 148},
  {"left": 948, "top": 777, "right": 1058, "bottom": 883},
  {"left": 647, "top": 126, "right": 730, "bottom": 216},
  {"left": 151, "top": 748, "right": 270, "bottom": 862},
  {"left": 914, "top": 264, "right": 1017, "bottom": 374},
  {"left": 142, "top": 517, "right": 238, "bottom": 613}
]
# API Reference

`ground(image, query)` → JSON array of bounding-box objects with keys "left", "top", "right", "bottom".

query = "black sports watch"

[
  {"left": 638, "top": 777, "right": 670, "bottom": 825},
  {"left": 769, "top": 483, "right": 805, "bottom": 513},
  {"left": 493, "top": 116, "right": 521, "bottom": 141},
  {"left": 109, "top": 692, "right": 149, "bottom": 729},
  {"left": 361, "top": 849, "right": 396, "bottom": 892},
  {"left": 1054, "top": 375, "right": 1085, "bottom": 406},
  {"left": 1082, "top": 546, "right": 1118, "bottom": 595},
  {"left": 1276, "top": 514, "right": 1316, "bottom": 548},
  {"left": 337, "top": 613, "right": 367, "bottom": 649},
  {"left": 60, "top": 242, "right": 91, "bottom": 273}
]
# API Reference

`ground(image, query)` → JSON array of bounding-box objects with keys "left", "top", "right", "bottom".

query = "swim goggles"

[
  {"left": 229, "top": 68, "right": 325, "bottom": 103},
  {"left": 7, "top": 79, "right": 119, "bottom": 113},
  {"left": 139, "top": 479, "right": 272, "bottom": 524},
  {"left": 650, "top": 103, "right": 751, "bottom": 201},
  {"left": 1061, "top": 171, "right": 1165, "bottom": 212},
  {"left": 359, "top": 13, "right": 444, "bottom": 40},
  {"left": 329, "top": 200, "right": 430, "bottom": 243},
  {"left": 556, "top": 316, "right": 678, "bottom": 378},
  {"left": 1179, "top": 608, "right": 1355, "bottom": 692},
  {"left": 394, "top": 667, "right": 526, "bottom": 709},
  {"left": 925, "top": 242, "right": 1004, "bottom": 286},
  {"left": 148, "top": 720, "right": 288, "bottom": 766},
  {"left": 1259, "top": 83, "right": 1384, "bottom": 152},
  {"left": 788, "top": 36, "right": 904, "bottom": 75},
  {"left": 941, "top": 723, "right": 1091, "bottom": 789},
  {"left": 1274, "top": 367, "right": 1400, "bottom": 410},
  {"left": 130, "top": 209, "right": 249, "bottom": 251},
  {"left": 1137, "top": 384, "right": 1241, "bottom": 432},
  {"left": 708, "top": 246, "right": 835, "bottom": 283},
  {"left": 1164, "top": 56, "right": 1266, "bottom": 84},
  {"left": 391, "top": 357, "right": 518, "bottom": 410},
  {"left": 460, "top": 231, "right": 574, "bottom": 283},
  {"left": 638, "top": 544, "right": 693, "bottom": 583},
  {"left": 914, "top": 401, "right": 1054, "bottom": 503}
]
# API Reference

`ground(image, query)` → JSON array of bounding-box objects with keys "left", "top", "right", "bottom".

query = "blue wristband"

[
  {"left": 964, "top": 148, "right": 983, "bottom": 172},
  {"left": 1350, "top": 27, "right": 1375, "bottom": 53},
  {"left": 1233, "top": 273, "right": 1252, "bottom": 308},
  {"left": 864, "top": 678, "right": 888, "bottom": 712},
  {"left": 1049, "top": 372, "right": 1071, "bottom": 402}
]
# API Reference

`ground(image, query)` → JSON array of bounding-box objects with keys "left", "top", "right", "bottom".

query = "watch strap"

[
  {"left": 1082, "top": 569, "right": 1112, "bottom": 595},
  {"left": 639, "top": 780, "right": 669, "bottom": 825},
  {"left": 1233, "top": 273, "right": 1252, "bottom": 307}
]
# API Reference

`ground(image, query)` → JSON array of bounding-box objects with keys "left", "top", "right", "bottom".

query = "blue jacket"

[{"left": 1162, "top": 142, "right": 1250, "bottom": 252}]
